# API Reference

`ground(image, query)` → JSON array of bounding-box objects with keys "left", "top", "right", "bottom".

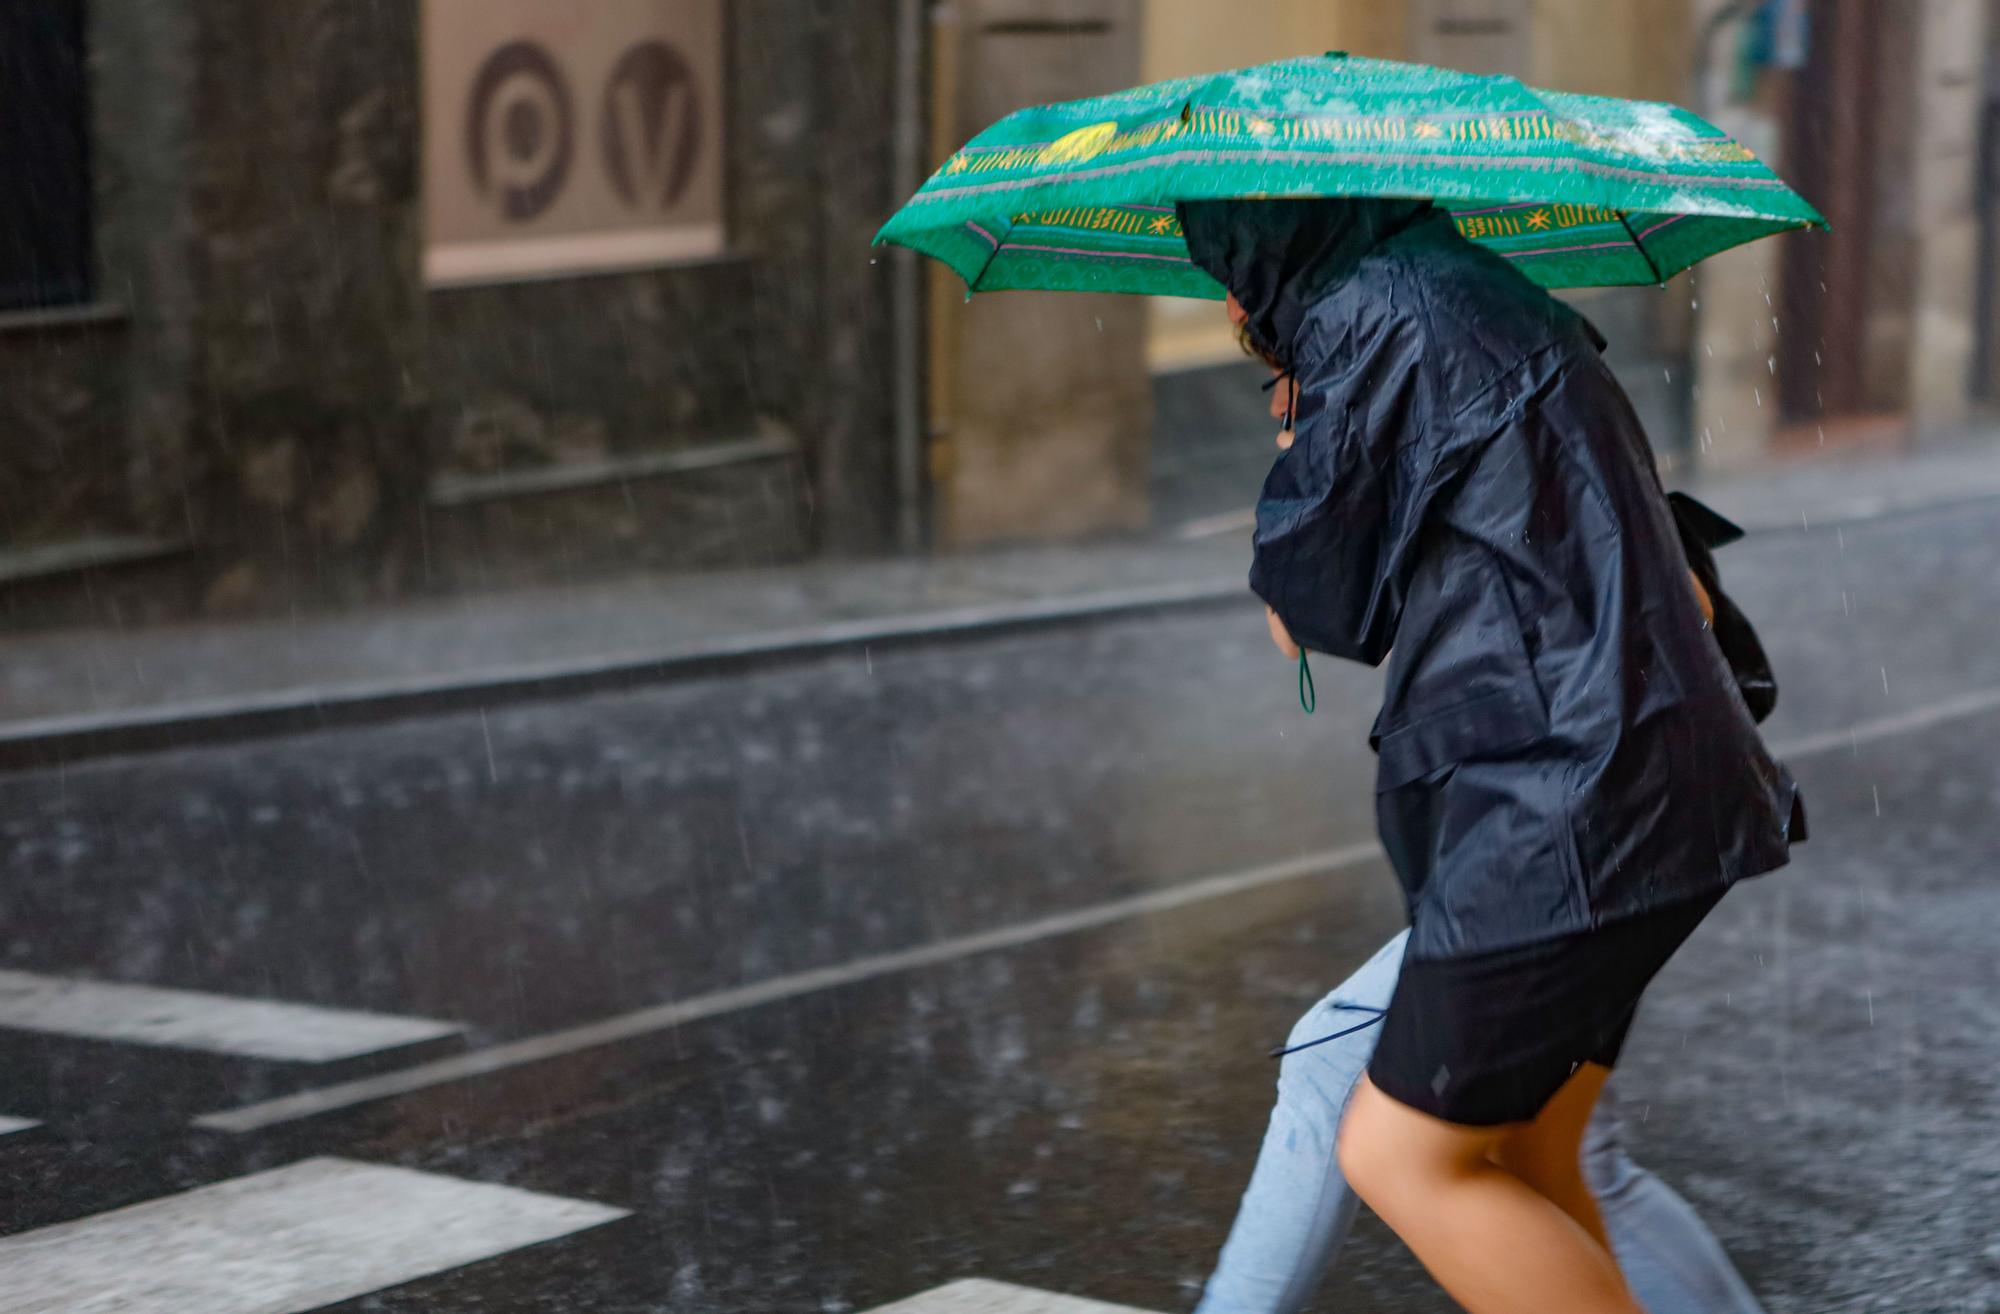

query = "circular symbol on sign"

[
  {"left": 465, "top": 41, "right": 574, "bottom": 223},
  {"left": 601, "top": 40, "right": 703, "bottom": 211}
]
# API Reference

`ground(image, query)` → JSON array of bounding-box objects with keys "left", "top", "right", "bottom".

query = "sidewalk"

[
  {"left": 2, "top": 437, "right": 1996, "bottom": 764},
  {"left": 0, "top": 536, "right": 1252, "bottom": 765}
]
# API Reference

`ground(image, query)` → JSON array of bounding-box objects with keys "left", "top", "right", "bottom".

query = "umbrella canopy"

[{"left": 876, "top": 52, "right": 1826, "bottom": 296}]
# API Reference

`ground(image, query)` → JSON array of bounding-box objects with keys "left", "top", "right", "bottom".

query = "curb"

[
  {"left": 0, "top": 577, "right": 1252, "bottom": 772},
  {"left": 5, "top": 482, "right": 1996, "bottom": 773}
]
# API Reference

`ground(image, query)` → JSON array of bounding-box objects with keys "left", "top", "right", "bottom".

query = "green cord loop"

[{"left": 1298, "top": 650, "right": 1316, "bottom": 714}]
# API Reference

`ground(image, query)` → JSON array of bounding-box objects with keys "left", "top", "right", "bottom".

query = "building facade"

[
  {"left": 1, "top": 0, "right": 910, "bottom": 628},
  {"left": 1, "top": 1, "right": 1993, "bottom": 631}
]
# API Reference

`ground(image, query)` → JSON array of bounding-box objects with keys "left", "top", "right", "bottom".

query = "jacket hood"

[{"left": 1178, "top": 197, "right": 1442, "bottom": 367}]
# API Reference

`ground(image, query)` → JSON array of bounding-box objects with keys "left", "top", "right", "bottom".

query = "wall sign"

[{"left": 423, "top": 0, "right": 725, "bottom": 285}]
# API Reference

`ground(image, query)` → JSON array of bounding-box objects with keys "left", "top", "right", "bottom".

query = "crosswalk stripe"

[
  {"left": 864, "top": 1280, "right": 1162, "bottom": 1314},
  {"left": 0, "top": 1156, "right": 628, "bottom": 1314},
  {"left": 0, "top": 1117, "right": 39, "bottom": 1137},
  {"left": 0, "top": 971, "right": 461, "bottom": 1063}
]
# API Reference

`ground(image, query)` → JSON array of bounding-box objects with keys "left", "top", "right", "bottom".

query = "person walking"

[
  {"left": 1180, "top": 196, "right": 1805, "bottom": 1313},
  {"left": 1194, "top": 929, "right": 1767, "bottom": 1314}
]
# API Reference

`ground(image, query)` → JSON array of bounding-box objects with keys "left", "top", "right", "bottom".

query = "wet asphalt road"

[{"left": 2, "top": 499, "right": 1999, "bottom": 1312}]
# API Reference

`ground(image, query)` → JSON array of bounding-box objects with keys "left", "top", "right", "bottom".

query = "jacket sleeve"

[
  {"left": 1666, "top": 492, "right": 1779, "bottom": 723},
  {"left": 1249, "top": 319, "right": 1434, "bottom": 667}
]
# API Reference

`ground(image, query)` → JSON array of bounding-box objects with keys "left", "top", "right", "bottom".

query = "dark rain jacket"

[{"left": 1181, "top": 199, "right": 1805, "bottom": 962}]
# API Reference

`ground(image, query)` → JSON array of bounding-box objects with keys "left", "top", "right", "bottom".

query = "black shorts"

[{"left": 1368, "top": 892, "right": 1723, "bottom": 1127}]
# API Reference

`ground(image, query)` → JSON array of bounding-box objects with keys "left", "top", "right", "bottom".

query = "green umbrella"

[{"left": 876, "top": 52, "right": 1825, "bottom": 296}]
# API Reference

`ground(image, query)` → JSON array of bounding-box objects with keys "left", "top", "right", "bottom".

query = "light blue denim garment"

[{"left": 1195, "top": 930, "right": 1764, "bottom": 1314}]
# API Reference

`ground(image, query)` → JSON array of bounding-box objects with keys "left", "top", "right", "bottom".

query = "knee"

[
  {"left": 1340, "top": 1080, "right": 1496, "bottom": 1212},
  {"left": 1334, "top": 1086, "right": 1398, "bottom": 1203}
]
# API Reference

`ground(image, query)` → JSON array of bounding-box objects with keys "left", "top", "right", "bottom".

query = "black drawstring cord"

[
  {"left": 1267, "top": 1005, "right": 1386, "bottom": 1059},
  {"left": 1297, "top": 650, "right": 1316, "bottom": 714}
]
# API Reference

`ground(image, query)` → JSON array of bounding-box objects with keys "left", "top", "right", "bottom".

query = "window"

[{"left": 1, "top": 1, "right": 93, "bottom": 311}]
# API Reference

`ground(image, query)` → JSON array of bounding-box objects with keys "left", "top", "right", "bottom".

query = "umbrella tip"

[{"left": 1324, "top": 50, "right": 1349, "bottom": 59}]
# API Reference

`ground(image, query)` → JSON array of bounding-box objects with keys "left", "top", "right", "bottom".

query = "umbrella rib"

[
  {"left": 961, "top": 218, "right": 1011, "bottom": 291},
  {"left": 1618, "top": 211, "right": 1666, "bottom": 285}
]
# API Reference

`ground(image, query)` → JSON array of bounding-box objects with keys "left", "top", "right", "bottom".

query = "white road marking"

[
  {"left": 0, "top": 972, "right": 461, "bottom": 1063},
  {"left": 1175, "top": 507, "right": 1258, "bottom": 541},
  {"left": 192, "top": 844, "right": 1385, "bottom": 1132},
  {"left": 1765, "top": 686, "right": 2000, "bottom": 762},
  {"left": 0, "top": 1156, "right": 627, "bottom": 1314},
  {"left": 0, "top": 1116, "right": 39, "bottom": 1137},
  {"left": 194, "top": 682, "right": 2000, "bottom": 1133},
  {"left": 865, "top": 1279, "right": 1161, "bottom": 1314}
]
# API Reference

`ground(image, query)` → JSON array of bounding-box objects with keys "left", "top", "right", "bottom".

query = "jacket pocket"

[{"left": 1372, "top": 682, "right": 1550, "bottom": 793}]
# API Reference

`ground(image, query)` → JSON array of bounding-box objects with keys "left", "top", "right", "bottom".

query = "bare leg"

[
  {"left": 1337, "top": 1071, "right": 1640, "bottom": 1314},
  {"left": 1491, "top": 1063, "right": 1618, "bottom": 1255}
]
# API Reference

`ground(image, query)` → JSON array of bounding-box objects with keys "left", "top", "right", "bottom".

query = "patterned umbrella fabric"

[{"left": 876, "top": 52, "right": 1826, "bottom": 296}]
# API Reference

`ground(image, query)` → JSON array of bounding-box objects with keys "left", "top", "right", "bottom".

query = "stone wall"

[
  {"left": 0, "top": 317, "right": 133, "bottom": 552},
  {"left": 177, "top": 0, "right": 430, "bottom": 615},
  {"left": 0, "top": 0, "right": 905, "bottom": 629}
]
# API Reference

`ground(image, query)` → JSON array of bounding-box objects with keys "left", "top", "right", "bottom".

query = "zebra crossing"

[
  {"left": 0, "top": 969, "right": 461, "bottom": 1062},
  {"left": 0, "top": 1157, "right": 627, "bottom": 1314},
  {"left": 1, "top": 946, "right": 1204, "bottom": 1313},
  {"left": 0, "top": 952, "right": 1174, "bottom": 1311},
  {"left": 0, "top": 971, "right": 619, "bottom": 1312},
  {"left": 864, "top": 1280, "right": 1162, "bottom": 1314},
  {"left": 0, "top": 968, "right": 463, "bottom": 1137}
]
